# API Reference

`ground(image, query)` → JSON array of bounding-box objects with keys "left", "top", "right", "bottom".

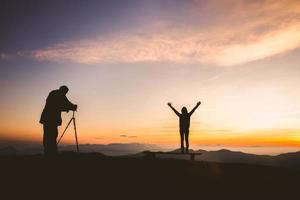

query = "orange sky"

[{"left": 1, "top": 0, "right": 300, "bottom": 151}]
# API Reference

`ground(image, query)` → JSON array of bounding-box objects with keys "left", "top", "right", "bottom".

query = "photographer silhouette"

[{"left": 40, "top": 86, "right": 77, "bottom": 156}]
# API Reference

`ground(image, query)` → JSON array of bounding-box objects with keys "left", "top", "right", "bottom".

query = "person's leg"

[
  {"left": 52, "top": 126, "right": 58, "bottom": 154},
  {"left": 180, "top": 130, "right": 184, "bottom": 153},
  {"left": 185, "top": 129, "right": 189, "bottom": 153},
  {"left": 44, "top": 125, "right": 58, "bottom": 156},
  {"left": 43, "top": 125, "right": 50, "bottom": 155}
]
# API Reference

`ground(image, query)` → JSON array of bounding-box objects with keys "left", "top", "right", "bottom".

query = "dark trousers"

[
  {"left": 180, "top": 129, "right": 189, "bottom": 153},
  {"left": 43, "top": 125, "right": 58, "bottom": 156}
]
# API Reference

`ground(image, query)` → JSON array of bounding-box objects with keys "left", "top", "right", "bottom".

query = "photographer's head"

[{"left": 59, "top": 85, "right": 69, "bottom": 95}]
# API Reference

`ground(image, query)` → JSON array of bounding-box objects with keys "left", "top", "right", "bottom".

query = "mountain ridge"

[{"left": 1, "top": 143, "right": 300, "bottom": 169}]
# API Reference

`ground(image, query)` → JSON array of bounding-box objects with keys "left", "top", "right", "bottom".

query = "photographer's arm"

[{"left": 61, "top": 95, "right": 77, "bottom": 112}]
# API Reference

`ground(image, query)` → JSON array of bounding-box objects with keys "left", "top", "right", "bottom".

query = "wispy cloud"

[
  {"left": 120, "top": 134, "right": 138, "bottom": 138},
  {"left": 0, "top": 53, "right": 15, "bottom": 60},
  {"left": 6, "top": 0, "right": 300, "bottom": 66}
]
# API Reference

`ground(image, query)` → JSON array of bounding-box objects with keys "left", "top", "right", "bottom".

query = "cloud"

[
  {"left": 0, "top": 53, "right": 15, "bottom": 60},
  {"left": 120, "top": 134, "right": 138, "bottom": 138},
  {"left": 20, "top": 0, "right": 300, "bottom": 66},
  {"left": 0, "top": 51, "right": 29, "bottom": 61},
  {"left": 120, "top": 135, "right": 128, "bottom": 138}
]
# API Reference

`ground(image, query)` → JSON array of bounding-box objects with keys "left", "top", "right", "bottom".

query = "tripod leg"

[
  {"left": 73, "top": 118, "right": 80, "bottom": 153},
  {"left": 57, "top": 118, "right": 73, "bottom": 144}
]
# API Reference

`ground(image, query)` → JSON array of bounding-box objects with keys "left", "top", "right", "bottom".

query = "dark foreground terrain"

[{"left": 1, "top": 153, "right": 299, "bottom": 199}]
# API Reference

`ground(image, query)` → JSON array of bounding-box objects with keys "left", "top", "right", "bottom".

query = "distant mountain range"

[
  {"left": 154, "top": 148, "right": 300, "bottom": 169},
  {"left": 0, "top": 146, "right": 17, "bottom": 156},
  {"left": 1, "top": 143, "right": 300, "bottom": 169},
  {"left": 60, "top": 143, "right": 163, "bottom": 155},
  {"left": 0, "top": 143, "right": 164, "bottom": 156}
]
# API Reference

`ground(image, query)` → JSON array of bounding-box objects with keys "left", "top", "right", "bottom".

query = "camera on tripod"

[{"left": 57, "top": 111, "right": 80, "bottom": 152}]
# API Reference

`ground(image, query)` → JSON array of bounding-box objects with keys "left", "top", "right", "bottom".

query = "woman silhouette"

[{"left": 168, "top": 101, "right": 201, "bottom": 153}]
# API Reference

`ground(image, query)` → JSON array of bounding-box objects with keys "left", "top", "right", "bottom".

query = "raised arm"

[
  {"left": 167, "top": 102, "right": 180, "bottom": 116},
  {"left": 189, "top": 101, "right": 201, "bottom": 116}
]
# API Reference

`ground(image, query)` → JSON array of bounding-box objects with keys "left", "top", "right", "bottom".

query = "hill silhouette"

[
  {"left": 196, "top": 149, "right": 300, "bottom": 169},
  {"left": 0, "top": 153, "right": 299, "bottom": 199},
  {"left": 0, "top": 142, "right": 164, "bottom": 155},
  {"left": 2, "top": 142, "right": 300, "bottom": 169},
  {"left": 0, "top": 146, "right": 17, "bottom": 155},
  {"left": 141, "top": 148, "right": 300, "bottom": 169}
]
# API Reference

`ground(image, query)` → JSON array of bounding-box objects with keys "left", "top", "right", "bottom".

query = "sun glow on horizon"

[{"left": 1, "top": 0, "right": 300, "bottom": 153}]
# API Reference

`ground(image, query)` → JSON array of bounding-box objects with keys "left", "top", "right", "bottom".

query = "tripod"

[{"left": 57, "top": 111, "right": 79, "bottom": 152}]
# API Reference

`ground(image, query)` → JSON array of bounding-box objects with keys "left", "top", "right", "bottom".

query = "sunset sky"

[{"left": 1, "top": 0, "right": 300, "bottom": 154}]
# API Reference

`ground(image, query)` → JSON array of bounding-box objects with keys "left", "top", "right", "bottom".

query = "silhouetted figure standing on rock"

[
  {"left": 40, "top": 86, "right": 77, "bottom": 156},
  {"left": 168, "top": 102, "right": 201, "bottom": 153}
]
